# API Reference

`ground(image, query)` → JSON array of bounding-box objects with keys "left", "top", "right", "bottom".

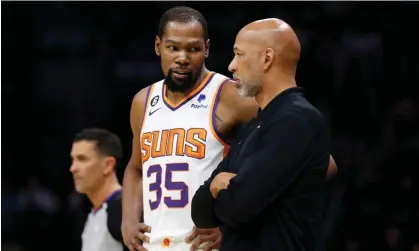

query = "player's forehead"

[{"left": 162, "top": 21, "right": 205, "bottom": 44}]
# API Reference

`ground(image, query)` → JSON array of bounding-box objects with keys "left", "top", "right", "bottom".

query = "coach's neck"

[
  {"left": 255, "top": 67, "right": 296, "bottom": 110},
  {"left": 89, "top": 175, "right": 121, "bottom": 210}
]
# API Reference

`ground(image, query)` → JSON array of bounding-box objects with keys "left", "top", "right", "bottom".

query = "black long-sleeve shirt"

[{"left": 191, "top": 87, "right": 330, "bottom": 251}]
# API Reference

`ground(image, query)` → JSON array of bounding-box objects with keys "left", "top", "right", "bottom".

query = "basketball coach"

[{"left": 191, "top": 18, "right": 331, "bottom": 251}]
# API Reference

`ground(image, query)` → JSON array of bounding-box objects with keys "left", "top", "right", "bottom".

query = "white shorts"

[{"left": 144, "top": 239, "right": 218, "bottom": 251}]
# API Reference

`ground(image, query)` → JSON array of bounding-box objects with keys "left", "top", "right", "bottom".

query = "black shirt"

[
  {"left": 82, "top": 189, "right": 129, "bottom": 251},
  {"left": 191, "top": 87, "right": 330, "bottom": 251}
]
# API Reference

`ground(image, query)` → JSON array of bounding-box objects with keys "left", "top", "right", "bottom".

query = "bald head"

[
  {"left": 228, "top": 18, "right": 301, "bottom": 101},
  {"left": 236, "top": 18, "right": 301, "bottom": 70}
]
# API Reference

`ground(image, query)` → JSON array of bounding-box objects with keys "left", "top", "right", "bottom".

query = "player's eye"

[
  {"left": 167, "top": 46, "right": 177, "bottom": 51},
  {"left": 189, "top": 47, "right": 201, "bottom": 52}
]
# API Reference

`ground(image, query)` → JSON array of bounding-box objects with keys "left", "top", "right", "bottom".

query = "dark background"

[{"left": 2, "top": 1, "right": 419, "bottom": 251}]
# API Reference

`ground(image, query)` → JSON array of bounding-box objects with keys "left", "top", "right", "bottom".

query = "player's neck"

[
  {"left": 256, "top": 72, "right": 296, "bottom": 110},
  {"left": 166, "top": 68, "right": 210, "bottom": 104},
  {"left": 88, "top": 177, "right": 121, "bottom": 210}
]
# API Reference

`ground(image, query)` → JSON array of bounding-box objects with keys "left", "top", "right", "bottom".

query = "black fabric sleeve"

[
  {"left": 214, "top": 111, "right": 314, "bottom": 227},
  {"left": 106, "top": 190, "right": 129, "bottom": 251}
]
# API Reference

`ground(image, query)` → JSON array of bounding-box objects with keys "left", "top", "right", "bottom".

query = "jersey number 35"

[{"left": 147, "top": 163, "right": 189, "bottom": 210}]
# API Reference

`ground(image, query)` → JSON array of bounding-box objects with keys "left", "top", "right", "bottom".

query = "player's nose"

[{"left": 175, "top": 51, "right": 190, "bottom": 66}]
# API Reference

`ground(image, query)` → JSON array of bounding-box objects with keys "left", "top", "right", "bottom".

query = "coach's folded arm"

[
  {"left": 193, "top": 113, "right": 311, "bottom": 228},
  {"left": 191, "top": 160, "right": 225, "bottom": 228}
]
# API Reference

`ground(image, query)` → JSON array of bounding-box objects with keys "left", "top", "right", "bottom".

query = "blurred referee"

[{"left": 70, "top": 128, "right": 128, "bottom": 251}]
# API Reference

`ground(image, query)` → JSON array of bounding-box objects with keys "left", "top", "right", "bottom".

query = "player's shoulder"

[
  {"left": 131, "top": 79, "right": 164, "bottom": 108},
  {"left": 133, "top": 83, "right": 153, "bottom": 103},
  {"left": 217, "top": 77, "right": 257, "bottom": 109},
  {"left": 209, "top": 72, "right": 236, "bottom": 95},
  {"left": 212, "top": 74, "right": 258, "bottom": 124},
  {"left": 211, "top": 72, "right": 232, "bottom": 83}
]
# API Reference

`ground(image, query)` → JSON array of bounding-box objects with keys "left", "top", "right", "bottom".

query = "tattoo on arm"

[
  {"left": 214, "top": 111, "right": 234, "bottom": 144},
  {"left": 215, "top": 113, "right": 223, "bottom": 129}
]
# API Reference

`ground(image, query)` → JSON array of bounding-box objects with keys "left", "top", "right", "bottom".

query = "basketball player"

[
  {"left": 121, "top": 6, "right": 338, "bottom": 251},
  {"left": 70, "top": 128, "right": 127, "bottom": 251}
]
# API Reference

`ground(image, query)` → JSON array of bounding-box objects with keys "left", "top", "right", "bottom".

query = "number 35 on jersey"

[
  {"left": 141, "top": 128, "right": 209, "bottom": 211},
  {"left": 147, "top": 162, "right": 189, "bottom": 210}
]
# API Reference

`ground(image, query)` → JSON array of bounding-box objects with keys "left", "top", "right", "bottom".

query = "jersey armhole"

[
  {"left": 141, "top": 84, "right": 155, "bottom": 130},
  {"left": 209, "top": 78, "right": 231, "bottom": 156}
]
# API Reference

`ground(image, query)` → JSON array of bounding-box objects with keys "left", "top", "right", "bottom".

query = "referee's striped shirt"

[{"left": 81, "top": 189, "right": 128, "bottom": 251}]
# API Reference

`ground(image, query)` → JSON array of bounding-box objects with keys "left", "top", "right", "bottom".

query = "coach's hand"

[
  {"left": 122, "top": 221, "right": 151, "bottom": 251},
  {"left": 186, "top": 226, "right": 222, "bottom": 251},
  {"left": 210, "top": 172, "right": 236, "bottom": 199}
]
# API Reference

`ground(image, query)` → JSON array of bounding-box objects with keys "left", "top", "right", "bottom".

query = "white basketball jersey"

[{"left": 140, "top": 72, "right": 229, "bottom": 251}]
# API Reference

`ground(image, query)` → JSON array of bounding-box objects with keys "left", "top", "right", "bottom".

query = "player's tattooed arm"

[{"left": 214, "top": 113, "right": 224, "bottom": 129}]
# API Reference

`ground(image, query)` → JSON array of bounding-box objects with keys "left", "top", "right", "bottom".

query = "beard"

[
  {"left": 237, "top": 79, "right": 260, "bottom": 97},
  {"left": 164, "top": 64, "right": 203, "bottom": 93}
]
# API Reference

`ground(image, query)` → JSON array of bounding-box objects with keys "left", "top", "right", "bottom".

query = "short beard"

[
  {"left": 165, "top": 67, "right": 200, "bottom": 93},
  {"left": 237, "top": 80, "right": 260, "bottom": 97}
]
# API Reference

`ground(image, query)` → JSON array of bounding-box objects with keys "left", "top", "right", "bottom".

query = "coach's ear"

[
  {"left": 205, "top": 39, "right": 210, "bottom": 58},
  {"left": 263, "top": 48, "right": 274, "bottom": 71},
  {"left": 155, "top": 35, "right": 161, "bottom": 56}
]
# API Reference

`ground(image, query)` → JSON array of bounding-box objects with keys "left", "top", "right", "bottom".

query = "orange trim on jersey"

[
  {"left": 140, "top": 84, "right": 156, "bottom": 164},
  {"left": 223, "top": 145, "right": 230, "bottom": 158},
  {"left": 162, "top": 71, "right": 215, "bottom": 110},
  {"left": 140, "top": 84, "right": 156, "bottom": 130},
  {"left": 209, "top": 78, "right": 230, "bottom": 152}
]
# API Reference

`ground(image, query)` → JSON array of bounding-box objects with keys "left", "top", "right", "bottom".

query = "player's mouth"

[{"left": 172, "top": 70, "right": 191, "bottom": 80}]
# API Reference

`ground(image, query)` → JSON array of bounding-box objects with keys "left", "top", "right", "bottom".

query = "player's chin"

[
  {"left": 171, "top": 78, "right": 194, "bottom": 90},
  {"left": 171, "top": 77, "right": 186, "bottom": 85}
]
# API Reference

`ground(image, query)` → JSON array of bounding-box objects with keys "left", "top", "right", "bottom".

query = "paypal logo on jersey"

[
  {"left": 197, "top": 94, "right": 206, "bottom": 103},
  {"left": 191, "top": 94, "right": 208, "bottom": 109}
]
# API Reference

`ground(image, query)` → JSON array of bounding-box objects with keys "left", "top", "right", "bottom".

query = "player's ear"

[
  {"left": 155, "top": 35, "right": 162, "bottom": 56},
  {"left": 263, "top": 48, "right": 274, "bottom": 71},
  {"left": 103, "top": 156, "right": 116, "bottom": 175},
  {"left": 205, "top": 39, "right": 210, "bottom": 58}
]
